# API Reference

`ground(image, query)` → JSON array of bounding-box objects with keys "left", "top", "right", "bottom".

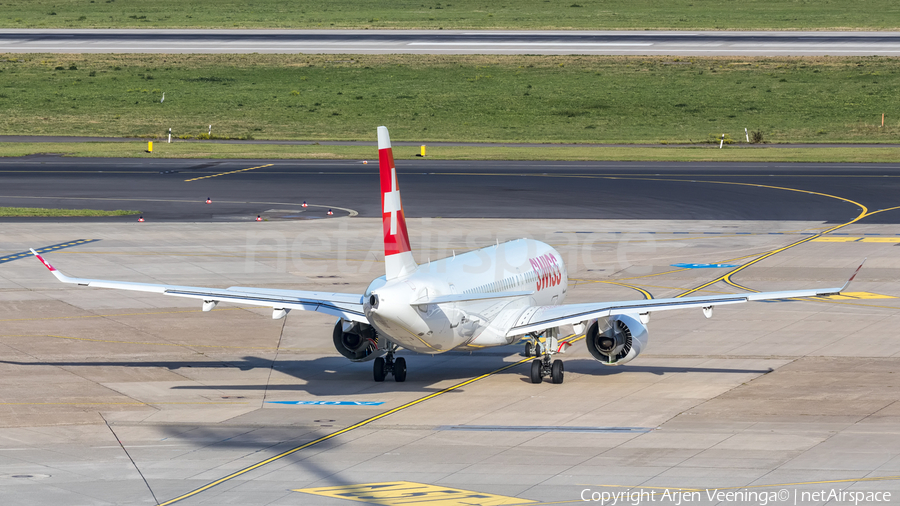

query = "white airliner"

[{"left": 32, "top": 126, "right": 860, "bottom": 384}]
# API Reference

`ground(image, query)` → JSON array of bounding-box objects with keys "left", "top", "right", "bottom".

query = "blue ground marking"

[
  {"left": 266, "top": 400, "right": 385, "bottom": 406},
  {"left": 0, "top": 239, "right": 101, "bottom": 265},
  {"left": 671, "top": 263, "right": 739, "bottom": 269}
]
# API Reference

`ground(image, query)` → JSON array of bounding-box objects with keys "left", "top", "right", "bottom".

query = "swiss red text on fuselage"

[{"left": 529, "top": 253, "right": 561, "bottom": 291}]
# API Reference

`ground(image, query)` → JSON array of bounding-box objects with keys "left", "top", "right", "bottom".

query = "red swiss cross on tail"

[{"left": 378, "top": 126, "right": 418, "bottom": 280}]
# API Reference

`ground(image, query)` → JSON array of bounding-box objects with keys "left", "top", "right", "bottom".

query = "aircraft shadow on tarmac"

[{"left": 0, "top": 355, "right": 772, "bottom": 395}]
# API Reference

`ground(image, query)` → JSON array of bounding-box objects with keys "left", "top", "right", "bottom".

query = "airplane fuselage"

[{"left": 364, "top": 239, "right": 567, "bottom": 353}]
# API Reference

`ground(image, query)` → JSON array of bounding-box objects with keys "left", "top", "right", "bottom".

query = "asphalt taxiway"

[
  {"left": 1, "top": 159, "right": 900, "bottom": 505},
  {"left": 3, "top": 157, "right": 900, "bottom": 223}
]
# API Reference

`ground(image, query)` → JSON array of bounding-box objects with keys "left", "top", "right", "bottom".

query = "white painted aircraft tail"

[{"left": 378, "top": 126, "right": 418, "bottom": 280}]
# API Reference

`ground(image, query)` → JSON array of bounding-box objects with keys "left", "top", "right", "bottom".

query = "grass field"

[
  {"left": 1, "top": 0, "right": 898, "bottom": 30},
  {"left": 3, "top": 142, "right": 898, "bottom": 163},
  {"left": 1, "top": 54, "right": 899, "bottom": 145},
  {"left": 0, "top": 207, "right": 139, "bottom": 217}
]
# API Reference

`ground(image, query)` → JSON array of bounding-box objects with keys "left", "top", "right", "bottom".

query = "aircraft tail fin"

[{"left": 378, "top": 126, "right": 417, "bottom": 280}]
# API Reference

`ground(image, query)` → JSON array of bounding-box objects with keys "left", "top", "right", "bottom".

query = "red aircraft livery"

[{"left": 530, "top": 253, "right": 561, "bottom": 291}]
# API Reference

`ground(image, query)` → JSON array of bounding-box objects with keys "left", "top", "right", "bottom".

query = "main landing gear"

[
  {"left": 523, "top": 340, "right": 542, "bottom": 358},
  {"left": 373, "top": 350, "right": 407, "bottom": 382},
  {"left": 527, "top": 330, "right": 564, "bottom": 384},
  {"left": 530, "top": 355, "right": 564, "bottom": 384}
]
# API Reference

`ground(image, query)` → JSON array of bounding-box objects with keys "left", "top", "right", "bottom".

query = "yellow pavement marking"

[
  {"left": 183, "top": 163, "right": 273, "bottom": 182},
  {"left": 675, "top": 183, "right": 868, "bottom": 298},
  {"left": 157, "top": 355, "right": 534, "bottom": 506},
  {"left": 711, "top": 203, "right": 900, "bottom": 297},
  {"left": 817, "top": 291, "right": 897, "bottom": 300},
  {"left": 811, "top": 236, "right": 900, "bottom": 243},
  {"left": 515, "top": 175, "right": 870, "bottom": 299},
  {"left": 812, "top": 236, "right": 863, "bottom": 242},
  {"left": 590, "top": 280, "right": 653, "bottom": 300},
  {"left": 294, "top": 481, "right": 534, "bottom": 506},
  {"left": 861, "top": 237, "right": 900, "bottom": 243}
]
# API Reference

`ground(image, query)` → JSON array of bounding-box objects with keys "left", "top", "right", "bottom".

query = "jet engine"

[
  {"left": 333, "top": 319, "right": 380, "bottom": 362},
  {"left": 585, "top": 314, "right": 649, "bottom": 366}
]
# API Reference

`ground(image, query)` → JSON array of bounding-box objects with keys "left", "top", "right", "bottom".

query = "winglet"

[
  {"left": 30, "top": 248, "right": 55, "bottom": 271},
  {"left": 30, "top": 248, "right": 76, "bottom": 284},
  {"left": 839, "top": 258, "right": 866, "bottom": 293}
]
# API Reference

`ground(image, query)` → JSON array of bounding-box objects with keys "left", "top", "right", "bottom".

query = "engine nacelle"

[
  {"left": 332, "top": 319, "right": 380, "bottom": 362},
  {"left": 585, "top": 314, "right": 649, "bottom": 366}
]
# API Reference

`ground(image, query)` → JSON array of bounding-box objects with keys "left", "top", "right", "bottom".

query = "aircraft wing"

[
  {"left": 507, "top": 260, "right": 864, "bottom": 337},
  {"left": 30, "top": 249, "right": 367, "bottom": 322},
  {"left": 506, "top": 286, "right": 844, "bottom": 337}
]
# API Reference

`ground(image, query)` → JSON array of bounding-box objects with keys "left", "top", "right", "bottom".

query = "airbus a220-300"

[{"left": 32, "top": 127, "right": 861, "bottom": 384}]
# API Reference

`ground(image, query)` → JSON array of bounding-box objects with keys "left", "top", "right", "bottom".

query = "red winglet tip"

[
  {"left": 848, "top": 258, "right": 866, "bottom": 283},
  {"left": 30, "top": 249, "right": 55, "bottom": 271}
]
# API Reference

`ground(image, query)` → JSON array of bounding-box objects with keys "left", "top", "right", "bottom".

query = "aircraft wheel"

[
  {"left": 373, "top": 357, "right": 386, "bottom": 382},
  {"left": 524, "top": 342, "right": 534, "bottom": 357},
  {"left": 530, "top": 359, "right": 543, "bottom": 384},
  {"left": 551, "top": 359, "right": 564, "bottom": 384},
  {"left": 534, "top": 343, "right": 542, "bottom": 356},
  {"left": 394, "top": 357, "right": 407, "bottom": 382}
]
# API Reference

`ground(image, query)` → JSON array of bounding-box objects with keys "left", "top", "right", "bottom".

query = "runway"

[
  {"left": 2, "top": 159, "right": 900, "bottom": 505},
  {"left": 3, "top": 29, "right": 900, "bottom": 55}
]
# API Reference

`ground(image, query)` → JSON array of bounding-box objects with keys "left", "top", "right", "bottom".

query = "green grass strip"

[
  {"left": 1, "top": 54, "right": 899, "bottom": 145},
  {"left": 0, "top": 207, "right": 140, "bottom": 217},
  {"left": 2, "top": 142, "right": 898, "bottom": 163},
  {"left": 2, "top": 0, "right": 899, "bottom": 30}
]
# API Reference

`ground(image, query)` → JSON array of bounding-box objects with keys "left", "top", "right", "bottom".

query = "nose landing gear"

[{"left": 373, "top": 350, "right": 407, "bottom": 382}]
